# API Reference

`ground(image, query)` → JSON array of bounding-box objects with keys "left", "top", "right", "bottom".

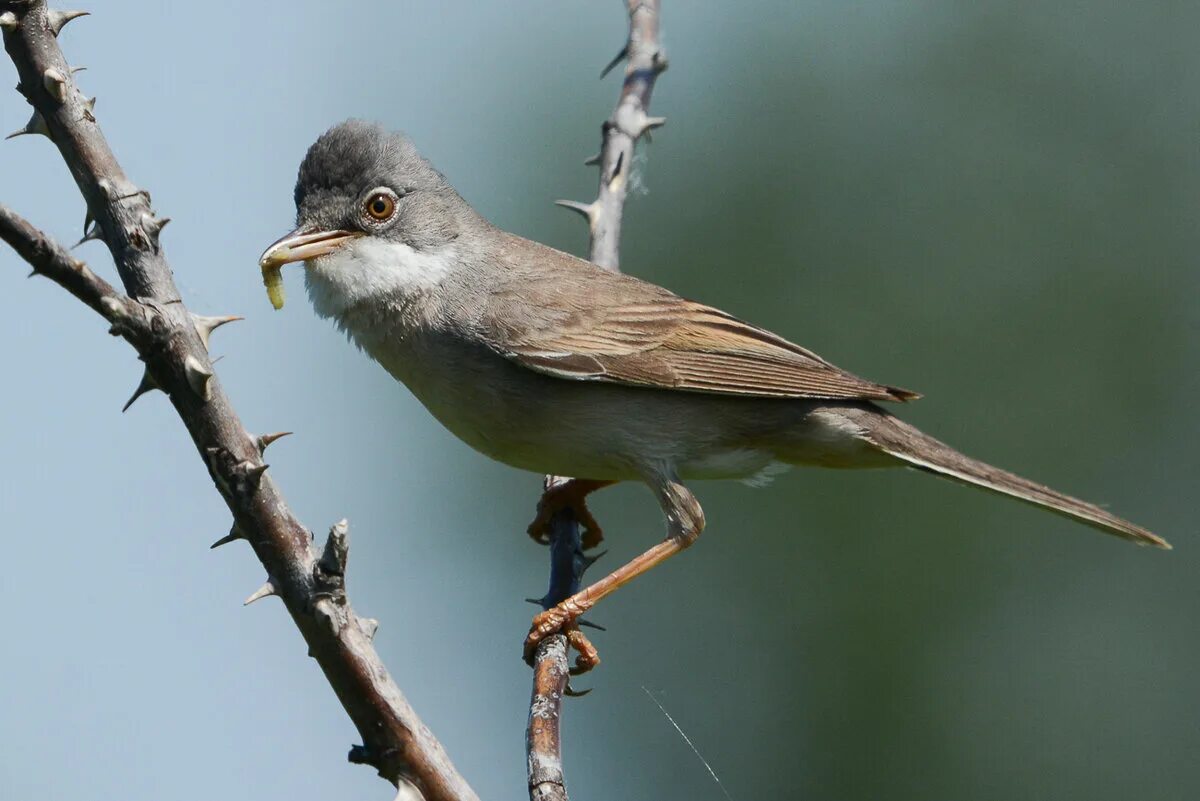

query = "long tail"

[{"left": 847, "top": 407, "right": 1170, "bottom": 549}]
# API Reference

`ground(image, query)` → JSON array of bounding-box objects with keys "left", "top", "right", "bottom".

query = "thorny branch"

[
  {"left": 0, "top": 4, "right": 477, "bottom": 799},
  {"left": 528, "top": 2, "right": 668, "bottom": 800}
]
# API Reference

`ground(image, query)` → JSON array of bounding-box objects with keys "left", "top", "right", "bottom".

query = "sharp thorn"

[
  {"left": 359, "top": 617, "right": 379, "bottom": 641},
  {"left": 183, "top": 355, "right": 213, "bottom": 401},
  {"left": 581, "top": 549, "right": 607, "bottom": 570},
  {"left": 71, "top": 223, "right": 103, "bottom": 249},
  {"left": 554, "top": 199, "right": 595, "bottom": 221},
  {"left": 142, "top": 214, "right": 170, "bottom": 240},
  {"left": 599, "top": 44, "right": 629, "bottom": 79},
  {"left": 5, "top": 110, "right": 50, "bottom": 140},
  {"left": 256, "top": 430, "right": 292, "bottom": 454},
  {"left": 244, "top": 462, "right": 269, "bottom": 488},
  {"left": 583, "top": 151, "right": 602, "bottom": 167},
  {"left": 0, "top": 12, "right": 18, "bottom": 32},
  {"left": 70, "top": 65, "right": 87, "bottom": 75},
  {"left": 42, "top": 68, "right": 67, "bottom": 103},
  {"left": 576, "top": 619, "right": 607, "bottom": 632},
  {"left": 191, "top": 313, "right": 242, "bottom": 350},
  {"left": 122, "top": 367, "right": 160, "bottom": 413},
  {"left": 210, "top": 524, "right": 244, "bottom": 549},
  {"left": 48, "top": 9, "right": 89, "bottom": 36},
  {"left": 639, "top": 116, "right": 667, "bottom": 138},
  {"left": 243, "top": 580, "right": 277, "bottom": 606}
]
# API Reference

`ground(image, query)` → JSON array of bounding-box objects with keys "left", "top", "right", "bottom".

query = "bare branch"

[
  {"left": 585, "top": 0, "right": 668, "bottom": 272},
  {"left": 0, "top": 3, "right": 477, "bottom": 798},
  {"left": 527, "top": 636, "right": 570, "bottom": 801},
  {"left": 528, "top": 2, "right": 667, "bottom": 800}
]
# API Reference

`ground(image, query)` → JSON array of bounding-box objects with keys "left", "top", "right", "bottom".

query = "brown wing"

[{"left": 480, "top": 243, "right": 919, "bottom": 403}]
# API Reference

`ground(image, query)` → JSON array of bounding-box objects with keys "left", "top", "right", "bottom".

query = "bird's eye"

[{"left": 364, "top": 191, "right": 397, "bottom": 222}]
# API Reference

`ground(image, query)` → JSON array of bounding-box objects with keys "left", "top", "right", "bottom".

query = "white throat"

[{"left": 304, "top": 237, "right": 458, "bottom": 320}]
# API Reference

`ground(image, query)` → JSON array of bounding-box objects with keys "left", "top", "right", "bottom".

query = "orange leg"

[
  {"left": 527, "top": 478, "right": 616, "bottom": 550},
  {"left": 524, "top": 478, "right": 705, "bottom": 673}
]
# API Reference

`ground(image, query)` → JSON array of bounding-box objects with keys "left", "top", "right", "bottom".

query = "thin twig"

[
  {"left": 0, "top": 4, "right": 477, "bottom": 799},
  {"left": 527, "top": 2, "right": 668, "bottom": 800}
]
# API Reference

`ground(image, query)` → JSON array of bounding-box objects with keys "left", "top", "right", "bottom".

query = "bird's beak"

[
  {"left": 258, "top": 227, "right": 364, "bottom": 310},
  {"left": 258, "top": 227, "right": 364, "bottom": 270}
]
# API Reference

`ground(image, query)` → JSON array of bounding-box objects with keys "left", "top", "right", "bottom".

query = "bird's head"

[{"left": 258, "top": 120, "right": 476, "bottom": 315}]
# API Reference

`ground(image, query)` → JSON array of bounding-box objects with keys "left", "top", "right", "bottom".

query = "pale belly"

[{"left": 362, "top": 330, "right": 891, "bottom": 481}]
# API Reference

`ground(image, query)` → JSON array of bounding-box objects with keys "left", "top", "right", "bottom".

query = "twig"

[
  {"left": 0, "top": 4, "right": 477, "bottom": 799},
  {"left": 527, "top": 2, "right": 668, "bottom": 800}
]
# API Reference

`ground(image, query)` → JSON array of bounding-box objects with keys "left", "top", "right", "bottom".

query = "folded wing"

[{"left": 480, "top": 260, "right": 918, "bottom": 403}]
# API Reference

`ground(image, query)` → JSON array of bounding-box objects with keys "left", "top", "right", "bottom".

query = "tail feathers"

[{"left": 859, "top": 411, "right": 1170, "bottom": 549}]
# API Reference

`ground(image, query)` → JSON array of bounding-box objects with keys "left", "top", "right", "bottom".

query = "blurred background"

[{"left": 2, "top": 2, "right": 1197, "bottom": 799}]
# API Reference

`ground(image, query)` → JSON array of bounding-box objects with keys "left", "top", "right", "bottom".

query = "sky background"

[{"left": 2, "top": 2, "right": 1198, "bottom": 799}]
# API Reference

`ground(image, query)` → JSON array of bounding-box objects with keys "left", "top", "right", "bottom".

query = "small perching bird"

[{"left": 260, "top": 121, "right": 1169, "bottom": 672}]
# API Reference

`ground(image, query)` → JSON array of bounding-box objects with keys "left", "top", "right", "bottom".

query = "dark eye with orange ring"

[{"left": 364, "top": 191, "right": 396, "bottom": 221}]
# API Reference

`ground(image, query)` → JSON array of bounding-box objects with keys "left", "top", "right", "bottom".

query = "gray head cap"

[{"left": 293, "top": 120, "right": 450, "bottom": 223}]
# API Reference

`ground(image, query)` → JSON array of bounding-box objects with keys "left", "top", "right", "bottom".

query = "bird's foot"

[
  {"left": 524, "top": 598, "right": 601, "bottom": 675},
  {"left": 527, "top": 479, "right": 606, "bottom": 550}
]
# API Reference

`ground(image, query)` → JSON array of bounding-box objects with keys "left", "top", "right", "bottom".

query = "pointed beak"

[
  {"left": 258, "top": 227, "right": 364, "bottom": 311},
  {"left": 258, "top": 227, "right": 364, "bottom": 270}
]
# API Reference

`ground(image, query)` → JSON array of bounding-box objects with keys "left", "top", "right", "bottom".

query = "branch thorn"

[
  {"left": 42, "top": 68, "right": 67, "bottom": 104},
  {"left": 243, "top": 461, "right": 269, "bottom": 488},
  {"left": 554, "top": 199, "right": 599, "bottom": 230},
  {"left": 638, "top": 115, "right": 667, "bottom": 139},
  {"left": 122, "top": 366, "right": 161, "bottom": 413},
  {"left": 72, "top": 222, "right": 103, "bottom": 249},
  {"left": 599, "top": 44, "right": 629, "bottom": 79},
  {"left": 209, "top": 524, "right": 244, "bottom": 550},
  {"left": 358, "top": 617, "right": 379, "bottom": 641},
  {"left": 256, "top": 430, "right": 292, "bottom": 454},
  {"left": 183, "top": 354, "right": 213, "bottom": 401},
  {"left": 581, "top": 549, "right": 607, "bottom": 570},
  {"left": 243, "top": 580, "right": 278, "bottom": 606},
  {"left": 191, "top": 313, "right": 242, "bottom": 350},
  {"left": 47, "top": 9, "right": 90, "bottom": 37},
  {"left": 141, "top": 213, "right": 170, "bottom": 242},
  {"left": 5, "top": 110, "right": 50, "bottom": 140}
]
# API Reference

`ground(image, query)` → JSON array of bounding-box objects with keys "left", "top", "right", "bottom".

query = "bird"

[{"left": 259, "top": 120, "right": 1169, "bottom": 672}]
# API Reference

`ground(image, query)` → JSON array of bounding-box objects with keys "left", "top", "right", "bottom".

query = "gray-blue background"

[{"left": 2, "top": 2, "right": 1197, "bottom": 799}]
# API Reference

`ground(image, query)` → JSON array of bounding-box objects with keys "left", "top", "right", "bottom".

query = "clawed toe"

[
  {"left": 523, "top": 601, "right": 601, "bottom": 676},
  {"left": 565, "top": 627, "right": 600, "bottom": 675},
  {"left": 526, "top": 479, "right": 612, "bottom": 548}
]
